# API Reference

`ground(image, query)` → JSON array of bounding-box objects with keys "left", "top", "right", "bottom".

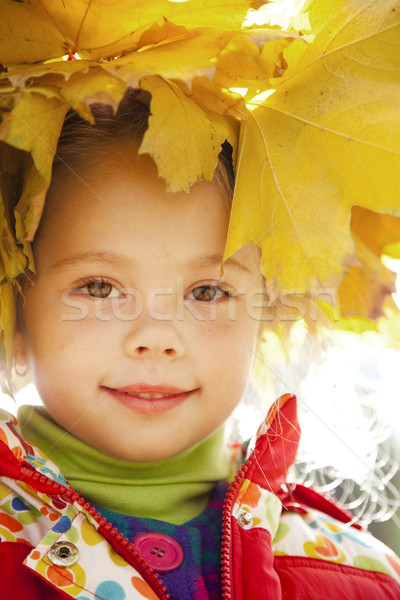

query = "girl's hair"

[{"left": 52, "top": 88, "right": 235, "bottom": 199}]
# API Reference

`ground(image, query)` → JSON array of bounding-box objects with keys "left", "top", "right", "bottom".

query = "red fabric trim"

[
  {"left": 250, "top": 394, "right": 300, "bottom": 493},
  {"left": 274, "top": 555, "right": 400, "bottom": 599},
  {"left": 0, "top": 439, "right": 25, "bottom": 479},
  {"left": 0, "top": 439, "right": 69, "bottom": 496},
  {"left": 280, "top": 482, "right": 364, "bottom": 530},
  {"left": 0, "top": 542, "right": 68, "bottom": 599}
]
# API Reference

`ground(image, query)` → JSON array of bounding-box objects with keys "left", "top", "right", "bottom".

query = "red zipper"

[
  {"left": 19, "top": 463, "right": 170, "bottom": 600},
  {"left": 220, "top": 449, "right": 258, "bottom": 600}
]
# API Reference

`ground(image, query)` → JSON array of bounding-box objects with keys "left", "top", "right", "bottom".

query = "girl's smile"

[
  {"left": 101, "top": 384, "right": 198, "bottom": 415},
  {"left": 16, "top": 144, "right": 263, "bottom": 461}
]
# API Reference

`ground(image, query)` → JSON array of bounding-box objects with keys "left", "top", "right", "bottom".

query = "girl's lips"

[{"left": 101, "top": 385, "right": 195, "bottom": 415}]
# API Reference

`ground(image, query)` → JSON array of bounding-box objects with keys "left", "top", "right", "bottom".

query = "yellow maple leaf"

[
  {"left": 318, "top": 208, "right": 400, "bottom": 323},
  {"left": 337, "top": 267, "right": 396, "bottom": 320},
  {"left": 0, "top": 86, "right": 69, "bottom": 251},
  {"left": 14, "top": 160, "right": 51, "bottom": 252},
  {"left": 59, "top": 68, "right": 127, "bottom": 122},
  {"left": 0, "top": 145, "right": 28, "bottom": 279},
  {"left": 336, "top": 207, "right": 400, "bottom": 319},
  {"left": 0, "top": 278, "right": 17, "bottom": 380},
  {"left": 214, "top": 29, "right": 296, "bottom": 90},
  {"left": 384, "top": 241, "right": 400, "bottom": 260},
  {"left": 333, "top": 208, "right": 399, "bottom": 319},
  {"left": 351, "top": 207, "right": 400, "bottom": 261},
  {"left": 225, "top": 0, "right": 400, "bottom": 301},
  {"left": 0, "top": 0, "right": 261, "bottom": 65},
  {"left": 101, "top": 28, "right": 233, "bottom": 89},
  {"left": 185, "top": 76, "right": 247, "bottom": 120},
  {"left": 5, "top": 60, "right": 94, "bottom": 89},
  {"left": 139, "top": 75, "right": 233, "bottom": 192},
  {"left": 0, "top": 87, "right": 68, "bottom": 183}
]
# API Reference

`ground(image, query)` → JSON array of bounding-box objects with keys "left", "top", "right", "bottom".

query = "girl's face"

[{"left": 17, "top": 145, "right": 264, "bottom": 461}]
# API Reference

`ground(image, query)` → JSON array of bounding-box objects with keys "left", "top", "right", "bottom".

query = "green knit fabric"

[{"left": 17, "top": 405, "right": 229, "bottom": 525}]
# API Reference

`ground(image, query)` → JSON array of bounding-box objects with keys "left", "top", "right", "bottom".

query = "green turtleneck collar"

[{"left": 17, "top": 405, "right": 229, "bottom": 525}]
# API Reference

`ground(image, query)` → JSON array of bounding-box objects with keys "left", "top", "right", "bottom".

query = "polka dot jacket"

[{"left": 0, "top": 394, "right": 399, "bottom": 599}]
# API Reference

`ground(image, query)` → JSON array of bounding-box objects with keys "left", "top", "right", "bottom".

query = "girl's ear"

[{"left": 13, "top": 330, "right": 28, "bottom": 374}]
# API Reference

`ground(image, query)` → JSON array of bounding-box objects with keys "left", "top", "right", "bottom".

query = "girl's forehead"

[
  {"left": 34, "top": 150, "right": 232, "bottom": 270},
  {"left": 46, "top": 146, "right": 230, "bottom": 221}
]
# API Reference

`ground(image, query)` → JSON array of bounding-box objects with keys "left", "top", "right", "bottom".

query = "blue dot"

[
  {"left": 95, "top": 581, "right": 126, "bottom": 600},
  {"left": 11, "top": 497, "right": 28, "bottom": 512},
  {"left": 51, "top": 515, "right": 72, "bottom": 533}
]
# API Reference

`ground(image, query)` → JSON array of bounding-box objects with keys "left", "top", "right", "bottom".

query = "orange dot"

[
  {"left": 0, "top": 514, "right": 23, "bottom": 532},
  {"left": 40, "top": 507, "right": 49, "bottom": 516},
  {"left": 30, "top": 550, "right": 41, "bottom": 560},
  {"left": 131, "top": 577, "right": 159, "bottom": 600},
  {"left": 11, "top": 446, "right": 22, "bottom": 461},
  {"left": 49, "top": 513, "right": 59, "bottom": 522},
  {"left": 47, "top": 565, "right": 74, "bottom": 588}
]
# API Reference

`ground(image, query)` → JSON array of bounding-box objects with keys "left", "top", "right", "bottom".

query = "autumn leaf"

[
  {"left": 186, "top": 77, "right": 247, "bottom": 120},
  {"left": 0, "top": 145, "right": 28, "bottom": 373},
  {"left": 351, "top": 207, "right": 400, "bottom": 261},
  {"left": 318, "top": 208, "right": 400, "bottom": 322},
  {"left": 0, "top": 146, "right": 28, "bottom": 279},
  {"left": 214, "top": 29, "right": 297, "bottom": 91},
  {"left": 0, "top": 0, "right": 262, "bottom": 65},
  {"left": 225, "top": 0, "right": 400, "bottom": 300},
  {"left": 0, "top": 87, "right": 68, "bottom": 183},
  {"left": 14, "top": 160, "right": 51, "bottom": 252},
  {"left": 360, "top": 209, "right": 400, "bottom": 260},
  {"left": 101, "top": 28, "right": 229, "bottom": 89},
  {"left": 337, "top": 266, "right": 396, "bottom": 320},
  {"left": 101, "top": 26, "right": 296, "bottom": 121},
  {"left": 335, "top": 207, "right": 400, "bottom": 319},
  {"left": 0, "top": 86, "right": 69, "bottom": 255},
  {"left": 139, "top": 75, "right": 233, "bottom": 192},
  {"left": 0, "top": 278, "right": 16, "bottom": 378},
  {"left": 5, "top": 60, "right": 94, "bottom": 89},
  {"left": 59, "top": 68, "right": 127, "bottom": 122}
]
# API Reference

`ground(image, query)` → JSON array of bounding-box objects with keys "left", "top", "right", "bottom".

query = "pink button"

[{"left": 133, "top": 532, "right": 184, "bottom": 572}]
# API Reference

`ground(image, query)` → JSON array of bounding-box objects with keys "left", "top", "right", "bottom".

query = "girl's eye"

[
  {"left": 87, "top": 281, "right": 114, "bottom": 298},
  {"left": 78, "top": 279, "right": 121, "bottom": 299},
  {"left": 191, "top": 285, "right": 231, "bottom": 302}
]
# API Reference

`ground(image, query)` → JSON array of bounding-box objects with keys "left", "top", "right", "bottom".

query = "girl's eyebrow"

[
  {"left": 189, "top": 254, "right": 252, "bottom": 274},
  {"left": 48, "top": 251, "right": 132, "bottom": 272},
  {"left": 48, "top": 251, "right": 251, "bottom": 274}
]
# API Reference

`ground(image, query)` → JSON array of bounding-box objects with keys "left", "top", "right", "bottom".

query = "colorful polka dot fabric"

[{"left": 0, "top": 406, "right": 399, "bottom": 599}]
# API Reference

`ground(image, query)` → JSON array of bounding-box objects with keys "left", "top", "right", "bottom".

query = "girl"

[{"left": 0, "top": 95, "right": 399, "bottom": 600}]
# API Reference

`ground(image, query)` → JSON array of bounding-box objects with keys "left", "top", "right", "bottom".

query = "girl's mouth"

[{"left": 100, "top": 385, "right": 195, "bottom": 415}]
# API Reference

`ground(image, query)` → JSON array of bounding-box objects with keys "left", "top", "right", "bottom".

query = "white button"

[
  {"left": 48, "top": 541, "right": 80, "bottom": 566},
  {"left": 236, "top": 508, "right": 254, "bottom": 530}
]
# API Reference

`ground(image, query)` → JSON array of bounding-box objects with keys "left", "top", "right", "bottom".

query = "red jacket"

[{"left": 0, "top": 394, "right": 399, "bottom": 599}]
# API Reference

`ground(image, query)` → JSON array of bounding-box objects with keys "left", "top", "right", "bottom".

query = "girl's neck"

[{"left": 17, "top": 405, "right": 230, "bottom": 524}]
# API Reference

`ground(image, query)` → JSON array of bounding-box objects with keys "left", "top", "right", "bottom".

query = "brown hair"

[{"left": 52, "top": 88, "right": 235, "bottom": 199}]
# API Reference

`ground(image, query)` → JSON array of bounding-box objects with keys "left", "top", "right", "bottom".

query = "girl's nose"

[{"left": 122, "top": 321, "right": 186, "bottom": 360}]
